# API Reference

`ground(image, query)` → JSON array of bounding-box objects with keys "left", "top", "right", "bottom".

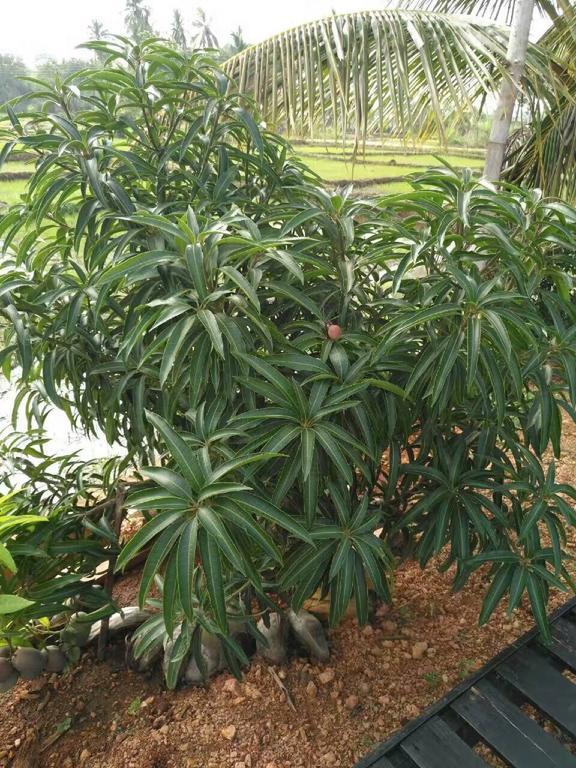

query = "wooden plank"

[
  {"left": 401, "top": 716, "right": 487, "bottom": 768},
  {"left": 386, "top": 754, "right": 417, "bottom": 768},
  {"left": 550, "top": 618, "right": 576, "bottom": 671},
  {"left": 369, "top": 758, "right": 397, "bottom": 768},
  {"left": 498, "top": 647, "right": 576, "bottom": 737},
  {"left": 355, "top": 599, "right": 576, "bottom": 768},
  {"left": 452, "top": 678, "right": 576, "bottom": 768}
]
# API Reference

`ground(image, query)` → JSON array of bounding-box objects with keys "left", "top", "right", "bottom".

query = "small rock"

[
  {"left": 381, "top": 620, "right": 397, "bottom": 633},
  {"left": 375, "top": 603, "right": 391, "bottom": 617},
  {"left": 159, "top": 725, "right": 169, "bottom": 735},
  {"left": 184, "top": 630, "right": 224, "bottom": 685},
  {"left": 45, "top": 645, "right": 67, "bottom": 674},
  {"left": 0, "top": 658, "right": 13, "bottom": 685},
  {"left": 79, "top": 749, "right": 90, "bottom": 764},
  {"left": 223, "top": 677, "right": 240, "bottom": 696},
  {"left": 256, "top": 612, "right": 288, "bottom": 665},
  {"left": 359, "top": 681, "right": 370, "bottom": 695},
  {"left": 0, "top": 669, "right": 19, "bottom": 694},
  {"left": 299, "top": 669, "right": 310, "bottom": 686},
  {"left": 323, "top": 752, "right": 337, "bottom": 766},
  {"left": 11, "top": 647, "right": 45, "bottom": 680},
  {"left": 305, "top": 680, "right": 317, "bottom": 698},
  {"left": 412, "top": 641, "right": 428, "bottom": 659},
  {"left": 288, "top": 609, "right": 330, "bottom": 663},
  {"left": 318, "top": 668, "right": 335, "bottom": 685},
  {"left": 221, "top": 725, "right": 237, "bottom": 741},
  {"left": 345, "top": 695, "right": 359, "bottom": 710},
  {"left": 362, "top": 625, "right": 373, "bottom": 636},
  {"left": 243, "top": 683, "right": 262, "bottom": 700}
]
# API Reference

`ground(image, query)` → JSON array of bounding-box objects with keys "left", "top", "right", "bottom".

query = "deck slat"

[
  {"left": 550, "top": 618, "right": 576, "bottom": 671},
  {"left": 355, "top": 599, "right": 576, "bottom": 768},
  {"left": 498, "top": 647, "right": 576, "bottom": 737},
  {"left": 452, "top": 678, "right": 576, "bottom": 768},
  {"left": 401, "top": 716, "right": 487, "bottom": 768}
]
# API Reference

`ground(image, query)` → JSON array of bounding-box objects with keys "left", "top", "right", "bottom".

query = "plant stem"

[{"left": 97, "top": 486, "right": 126, "bottom": 661}]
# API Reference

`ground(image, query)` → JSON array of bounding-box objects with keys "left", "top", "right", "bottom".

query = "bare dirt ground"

[{"left": 2, "top": 420, "right": 576, "bottom": 768}]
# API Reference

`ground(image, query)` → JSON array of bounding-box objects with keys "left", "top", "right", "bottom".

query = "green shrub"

[
  {"left": 2, "top": 37, "right": 576, "bottom": 683},
  {"left": 0, "top": 430, "right": 122, "bottom": 647}
]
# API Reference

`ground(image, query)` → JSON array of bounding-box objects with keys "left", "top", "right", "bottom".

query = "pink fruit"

[{"left": 327, "top": 324, "right": 342, "bottom": 341}]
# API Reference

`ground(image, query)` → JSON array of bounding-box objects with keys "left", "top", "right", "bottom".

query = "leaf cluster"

[{"left": 2, "top": 40, "right": 576, "bottom": 681}]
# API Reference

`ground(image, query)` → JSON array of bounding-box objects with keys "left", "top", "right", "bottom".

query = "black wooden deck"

[{"left": 355, "top": 598, "right": 576, "bottom": 768}]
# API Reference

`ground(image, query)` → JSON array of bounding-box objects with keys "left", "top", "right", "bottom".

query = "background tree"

[
  {"left": 483, "top": 0, "right": 537, "bottom": 180},
  {"left": 0, "top": 55, "right": 30, "bottom": 106},
  {"left": 88, "top": 19, "right": 107, "bottom": 40},
  {"left": 124, "top": 0, "right": 154, "bottom": 42},
  {"left": 35, "top": 57, "right": 88, "bottom": 84},
  {"left": 224, "top": 1, "right": 574, "bottom": 197},
  {"left": 221, "top": 27, "right": 248, "bottom": 60},
  {"left": 88, "top": 19, "right": 109, "bottom": 64},
  {"left": 191, "top": 7, "right": 219, "bottom": 49},
  {"left": 171, "top": 9, "right": 188, "bottom": 51}
]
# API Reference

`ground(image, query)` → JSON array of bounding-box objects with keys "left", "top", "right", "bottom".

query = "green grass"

[
  {"left": 294, "top": 139, "right": 485, "bottom": 156},
  {"left": 1, "top": 161, "right": 34, "bottom": 173},
  {"left": 293, "top": 141, "right": 483, "bottom": 196},
  {"left": 306, "top": 158, "right": 413, "bottom": 181},
  {"left": 299, "top": 150, "right": 483, "bottom": 168},
  {"left": 0, "top": 141, "right": 480, "bottom": 209},
  {"left": 358, "top": 181, "right": 413, "bottom": 197},
  {"left": 302, "top": 156, "right": 471, "bottom": 182},
  {"left": 0, "top": 179, "right": 28, "bottom": 206}
]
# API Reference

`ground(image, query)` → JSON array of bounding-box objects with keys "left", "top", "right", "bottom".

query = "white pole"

[{"left": 483, "top": 0, "right": 536, "bottom": 182}]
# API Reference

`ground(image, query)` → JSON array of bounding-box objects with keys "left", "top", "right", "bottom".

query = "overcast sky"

[
  {"left": 0, "top": 0, "right": 396, "bottom": 65},
  {"left": 0, "top": 1, "right": 551, "bottom": 67}
]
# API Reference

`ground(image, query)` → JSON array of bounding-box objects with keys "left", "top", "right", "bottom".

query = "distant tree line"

[{"left": 0, "top": 1, "right": 248, "bottom": 107}]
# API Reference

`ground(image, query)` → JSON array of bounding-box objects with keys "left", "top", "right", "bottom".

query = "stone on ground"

[
  {"left": 288, "top": 609, "right": 330, "bottom": 663},
  {"left": 183, "top": 630, "right": 224, "bottom": 685},
  {"left": 256, "top": 612, "right": 288, "bottom": 665}
]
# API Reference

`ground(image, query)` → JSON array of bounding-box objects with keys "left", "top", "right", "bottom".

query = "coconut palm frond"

[
  {"left": 224, "top": 8, "right": 558, "bottom": 144},
  {"left": 504, "top": 99, "right": 576, "bottom": 198},
  {"left": 502, "top": 9, "right": 576, "bottom": 198},
  {"left": 403, "top": 0, "right": 560, "bottom": 23}
]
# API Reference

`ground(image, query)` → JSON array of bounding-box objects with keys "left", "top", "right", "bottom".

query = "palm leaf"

[{"left": 225, "top": 6, "right": 556, "bottom": 145}]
